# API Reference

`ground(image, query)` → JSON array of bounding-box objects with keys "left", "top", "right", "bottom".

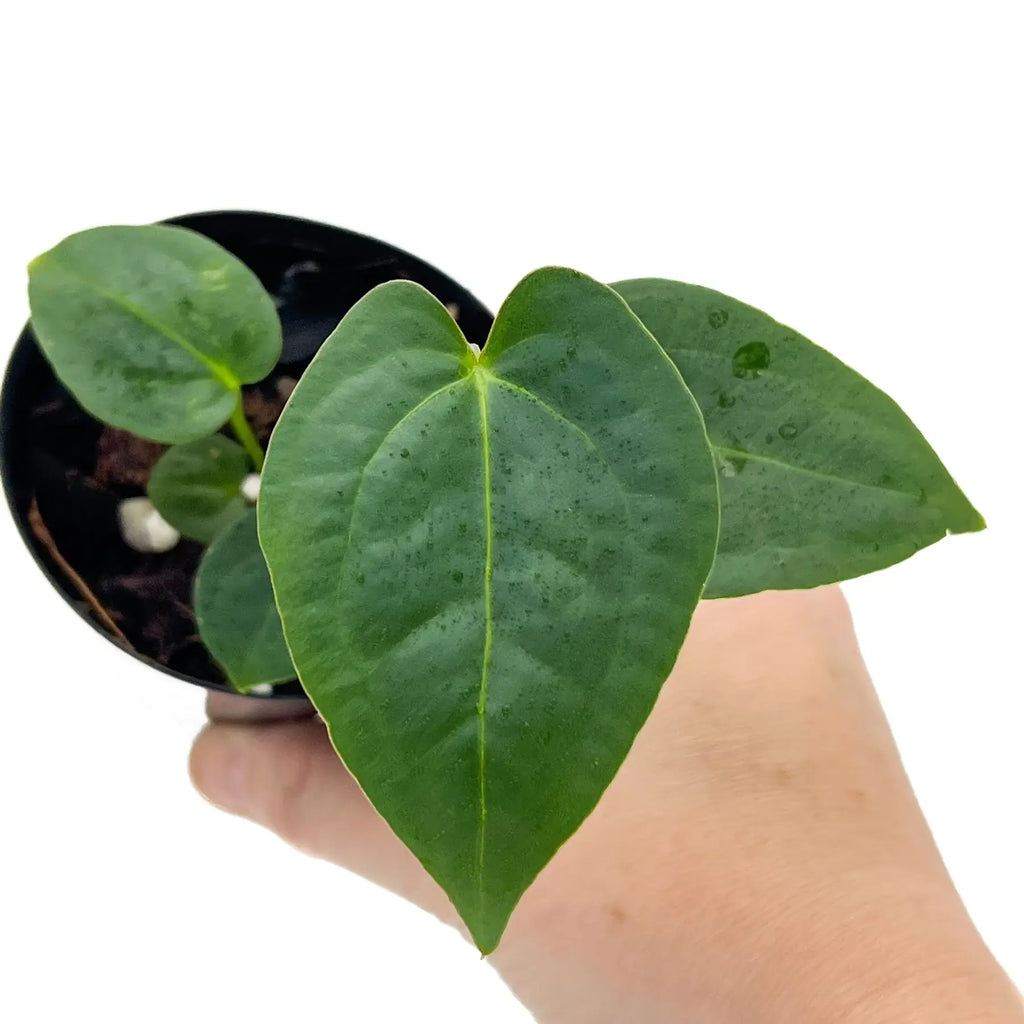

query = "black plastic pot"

[{"left": 0, "top": 211, "right": 493, "bottom": 697}]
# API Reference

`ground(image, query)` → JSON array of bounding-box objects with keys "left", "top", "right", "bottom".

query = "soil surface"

[{"left": 26, "top": 371, "right": 296, "bottom": 685}]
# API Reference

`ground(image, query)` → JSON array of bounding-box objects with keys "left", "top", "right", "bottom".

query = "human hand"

[{"left": 190, "top": 588, "right": 1021, "bottom": 1023}]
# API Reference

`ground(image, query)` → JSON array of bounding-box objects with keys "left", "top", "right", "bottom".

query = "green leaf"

[
  {"left": 259, "top": 269, "right": 719, "bottom": 952},
  {"left": 613, "top": 279, "right": 984, "bottom": 598},
  {"left": 148, "top": 436, "right": 251, "bottom": 544},
  {"left": 194, "top": 509, "right": 295, "bottom": 693},
  {"left": 28, "top": 224, "right": 282, "bottom": 443}
]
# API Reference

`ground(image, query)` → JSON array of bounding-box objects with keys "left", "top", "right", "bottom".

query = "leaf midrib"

[
  {"left": 467, "top": 364, "right": 638, "bottom": 905},
  {"left": 331, "top": 358, "right": 633, "bottom": 906},
  {"left": 472, "top": 366, "right": 495, "bottom": 904},
  {"left": 41, "top": 261, "right": 241, "bottom": 392},
  {"left": 712, "top": 443, "right": 922, "bottom": 499},
  {"left": 656, "top": 343, "right": 924, "bottom": 500}
]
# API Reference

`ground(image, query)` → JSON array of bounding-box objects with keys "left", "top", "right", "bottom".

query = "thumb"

[{"left": 189, "top": 716, "right": 459, "bottom": 928}]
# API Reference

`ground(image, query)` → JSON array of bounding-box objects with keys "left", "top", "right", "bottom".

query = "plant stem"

[{"left": 229, "top": 394, "right": 265, "bottom": 471}]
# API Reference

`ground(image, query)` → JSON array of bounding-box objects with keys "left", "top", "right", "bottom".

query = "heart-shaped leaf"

[
  {"left": 28, "top": 224, "right": 282, "bottom": 443},
  {"left": 148, "top": 435, "right": 251, "bottom": 544},
  {"left": 194, "top": 509, "right": 295, "bottom": 692},
  {"left": 614, "top": 279, "right": 984, "bottom": 597},
  {"left": 259, "top": 268, "right": 719, "bottom": 952}
]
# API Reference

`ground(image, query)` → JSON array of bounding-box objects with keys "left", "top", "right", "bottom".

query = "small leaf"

[
  {"left": 259, "top": 269, "right": 719, "bottom": 952},
  {"left": 614, "top": 279, "right": 985, "bottom": 597},
  {"left": 148, "top": 436, "right": 251, "bottom": 544},
  {"left": 28, "top": 224, "right": 282, "bottom": 443},
  {"left": 194, "top": 509, "right": 295, "bottom": 692}
]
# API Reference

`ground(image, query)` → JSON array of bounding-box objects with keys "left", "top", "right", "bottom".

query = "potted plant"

[
  {"left": 0, "top": 210, "right": 983, "bottom": 954},
  {"left": 1, "top": 211, "right": 493, "bottom": 697}
]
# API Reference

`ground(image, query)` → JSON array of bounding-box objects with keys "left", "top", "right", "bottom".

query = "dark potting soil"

[{"left": 26, "top": 371, "right": 298, "bottom": 685}]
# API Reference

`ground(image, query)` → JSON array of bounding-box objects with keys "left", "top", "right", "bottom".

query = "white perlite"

[
  {"left": 240, "top": 473, "right": 262, "bottom": 503},
  {"left": 248, "top": 683, "right": 274, "bottom": 696},
  {"left": 117, "top": 497, "right": 180, "bottom": 553}
]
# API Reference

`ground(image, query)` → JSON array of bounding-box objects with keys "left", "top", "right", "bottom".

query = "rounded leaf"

[
  {"left": 259, "top": 269, "right": 719, "bottom": 951},
  {"left": 148, "top": 435, "right": 251, "bottom": 544},
  {"left": 28, "top": 224, "right": 282, "bottom": 443}
]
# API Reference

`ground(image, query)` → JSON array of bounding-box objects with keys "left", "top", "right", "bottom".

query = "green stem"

[{"left": 229, "top": 394, "right": 265, "bottom": 471}]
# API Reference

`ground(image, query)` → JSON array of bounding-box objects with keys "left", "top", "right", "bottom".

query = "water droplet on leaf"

[{"left": 732, "top": 341, "right": 771, "bottom": 379}]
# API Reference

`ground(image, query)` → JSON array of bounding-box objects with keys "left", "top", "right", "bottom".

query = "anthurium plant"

[{"left": 25, "top": 223, "right": 982, "bottom": 952}]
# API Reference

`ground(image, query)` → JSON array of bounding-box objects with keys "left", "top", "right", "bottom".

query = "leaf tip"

[
  {"left": 945, "top": 488, "right": 986, "bottom": 535},
  {"left": 454, "top": 894, "right": 514, "bottom": 956},
  {"left": 958, "top": 504, "right": 987, "bottom": 534},
  {"left": 468, "top": 921, "right": 504, "bottom": 957}
]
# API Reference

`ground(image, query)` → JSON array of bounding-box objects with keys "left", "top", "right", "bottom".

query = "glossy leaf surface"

[
  {"left": 259, "top": 269, "right": 719, "bottom": 951},
  {"left": 614, "top": 279, "right": 984, "bottom": 597},
  {"left": 148, "top": 435, "right": 251, "bottom": 544},
  {"left": 28, "top": 225, "right": 281, "bottom": 443},
  {"left": 195, "top": 509, "right": 294, "bottom": 692}
]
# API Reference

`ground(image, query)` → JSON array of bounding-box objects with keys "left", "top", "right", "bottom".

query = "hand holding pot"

[{"left": 189, "top": 587, "right": 1022, "bottom": 1024}]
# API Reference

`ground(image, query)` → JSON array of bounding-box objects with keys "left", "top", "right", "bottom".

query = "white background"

[{"left": 1, "top": 2, "right": 1020, "bottom": 1021}]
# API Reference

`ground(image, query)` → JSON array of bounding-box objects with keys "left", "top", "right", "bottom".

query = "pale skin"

[{"left": 190, "top": 587, "right": 1022, "bottom": 1023}]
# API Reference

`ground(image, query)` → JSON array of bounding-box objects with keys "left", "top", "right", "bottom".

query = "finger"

[
  {"left": 189, "top": 717, "right": 458, "bottom": 927},
  {"left": 205, "top": 689, "right": 315, "bottom": 723}
]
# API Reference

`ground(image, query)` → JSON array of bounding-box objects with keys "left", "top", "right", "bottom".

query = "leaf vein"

[
  {"left": 42, "top": 263, "right": 241, "bottom": 392},
  {"left": 484, "top": 373, "right": 600, "bottom": 455},
  {"left": 335, "top": 378, "right": 469, "bottom": 603},
  {"left": 713, "top": 444, "right": 921, "bottom": 499}
]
